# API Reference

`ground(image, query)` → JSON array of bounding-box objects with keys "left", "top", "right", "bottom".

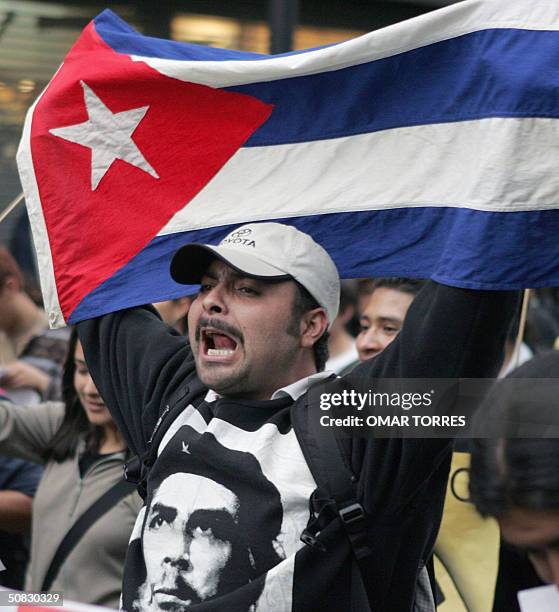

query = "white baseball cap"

[{"left": 170, "top": 222, "right": 340, "bottom": 325}]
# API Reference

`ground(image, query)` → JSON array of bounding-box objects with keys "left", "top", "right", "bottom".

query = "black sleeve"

[
  {"left": 77, "top": 306, "right": 198, "bottom": 456},
  {"left": 492, "top": 541, "right": 543, "bottom": 612},
  {"left": 342, "top": 282, "right": 520, "bottom": 512}
]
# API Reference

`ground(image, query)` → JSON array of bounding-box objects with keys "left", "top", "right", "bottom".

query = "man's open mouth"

[{"left": 201, "top": 328, "right": 239, "bottom": 358}]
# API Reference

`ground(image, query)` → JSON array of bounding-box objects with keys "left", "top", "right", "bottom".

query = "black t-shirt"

[
  {"left": 121, "top": 390, "right": 455, "bottom": 612},
  {"left": 123, "top": 394, "right": 317, "bottom": 611},
  {"left": 78, "top": 450, "right": 121, "bottom": 477}
]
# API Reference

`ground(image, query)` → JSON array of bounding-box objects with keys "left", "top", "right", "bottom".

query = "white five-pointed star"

[
  {"left": 182, "top": 442, "right": 191, "bottom": 454},
  {"left": 50, "top": 80, "right": 159, "bottom": 190}
]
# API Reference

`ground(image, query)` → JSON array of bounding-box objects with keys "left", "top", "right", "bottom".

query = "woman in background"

[{"left": 0, "top": 329, "right": 142, "bottom": 608}]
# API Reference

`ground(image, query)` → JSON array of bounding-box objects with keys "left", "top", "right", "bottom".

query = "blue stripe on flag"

[
  {"left": 68, "top": 208, "right": 559, "bottom": 324},
  {"left": 93, "top": 10, "right": 559, "bottom": 145},
  {"left": 94, "top": 9, "right": 338, "bottom": 61},
  {"left": 231, "top": 29, "right": 559, "bottom": 145},
  {"left": 94, "top": 10, "right": 267, "bottom": 61}
]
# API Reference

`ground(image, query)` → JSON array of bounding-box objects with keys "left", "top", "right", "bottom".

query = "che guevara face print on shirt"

[{"left": 123, "top": 413, "right": 316, "bottom": 612}]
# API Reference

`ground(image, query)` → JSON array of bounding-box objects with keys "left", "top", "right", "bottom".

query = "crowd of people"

[{"left": 0, "top": 229, "right": 558, "bottom": 612}]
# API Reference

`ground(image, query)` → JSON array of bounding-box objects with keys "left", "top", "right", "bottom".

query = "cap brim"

[{"left": 170, "top": 244, "right": 291, "bottom": 285}]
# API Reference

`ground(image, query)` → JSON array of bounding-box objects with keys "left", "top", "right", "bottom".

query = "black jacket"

[{"left": 78, "top": 281, "right": 519, "bottom": 611}]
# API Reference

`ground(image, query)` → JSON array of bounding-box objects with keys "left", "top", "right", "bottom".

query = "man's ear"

[{"left": 299, "top": 308, "right": 328, "bottom": 348}]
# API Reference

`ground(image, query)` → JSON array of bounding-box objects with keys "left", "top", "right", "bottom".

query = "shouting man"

[{"left": 78, "top": 222, "right": 518, "bottom": 611}]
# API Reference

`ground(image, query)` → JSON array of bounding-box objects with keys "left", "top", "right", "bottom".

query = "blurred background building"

[{"left": 0, "top": 0, "right": 459, "bottom": 268}]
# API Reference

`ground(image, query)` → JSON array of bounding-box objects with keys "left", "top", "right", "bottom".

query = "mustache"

[{"left": 195, "top": 317, "right": 244, "bottom": 346}]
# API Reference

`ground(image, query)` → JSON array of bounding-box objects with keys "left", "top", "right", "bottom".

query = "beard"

[
  {"left": 196, "top": 360, "right": 252, "bottom": 398},
  {"left": 192, "top": 307, "right": 304, "bottom": 400},
  {"left": 195, "top": 340, "right": 300, "bottom": 400}
]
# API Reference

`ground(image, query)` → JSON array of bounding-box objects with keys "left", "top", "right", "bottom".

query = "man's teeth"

[{"left": 207, "top": 348, "right": 234, "bottom": 356}]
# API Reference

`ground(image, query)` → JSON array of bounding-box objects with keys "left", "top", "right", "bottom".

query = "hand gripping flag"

[{"left": 17, "top": 0, "right": 559, "bottom": 327}]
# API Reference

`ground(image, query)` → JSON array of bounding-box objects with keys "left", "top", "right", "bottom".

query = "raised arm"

[
  {"left": 342, "top": 282, "right": 520, "bottom": 514},
  {"left": 77, "top": 306, "right": 197, "bottom": 456}
]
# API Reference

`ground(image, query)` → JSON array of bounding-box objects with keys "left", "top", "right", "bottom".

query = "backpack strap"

[
  {"left": 41, "top": 478, "right": 135, "bottom": 591},
  {"left": 293, "top": 381, "right": 436, "bottom": 612},
  {"left": 291, "top": 378, "right": 377, "bottom": 611},
  {"left": 291, "top": 377, "right": 372, "bottom": 561},
  {"left": 124, "top": 378, "right": 207, "bottom": 500}
]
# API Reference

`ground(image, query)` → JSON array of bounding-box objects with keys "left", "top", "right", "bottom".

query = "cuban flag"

[{"left": 17, "top": 0, "right": 559, "bottom": 327}]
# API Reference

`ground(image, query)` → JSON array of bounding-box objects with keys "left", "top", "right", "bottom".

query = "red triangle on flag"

[{"left": 30, "top": 22, "right": 273, "bottom": 320}]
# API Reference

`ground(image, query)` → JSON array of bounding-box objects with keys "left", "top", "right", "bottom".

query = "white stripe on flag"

[
  {"left": 158, "top": 116, "right": 559, "bottom": 236},
  {"left": 16, "top": 75, "right": 65, "bottom": 329},
  {"left": 132, "top": 0, "right": 559, "bottom": 88}
]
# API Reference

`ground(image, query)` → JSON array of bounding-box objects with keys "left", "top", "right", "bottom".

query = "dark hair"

[
  {"left": 42, "top": 328, "right": 106, "bottom": 462},
  {"left": 339, "top": 280, "right": 358, "bottom": 313},
  {"left": 470, "top": 351, "right": 559, "bottom": 517},
  {"left": 152, "top": 429, "right": 284, "bottom": 590},
  {"left": 371, "top": 277, "right": 425, "bottom": 296},
  {"left": 289, "top": 282, "right": 330, "bottom": 372},
  {"left": 339, "top": 280, "right": 360, "bottom": 337},
  {"left": 525, "top": 296, "right": 559, "bottom": 352},
  {"left": 0, "top": 246, "right": 24, "bottom": 291}
]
